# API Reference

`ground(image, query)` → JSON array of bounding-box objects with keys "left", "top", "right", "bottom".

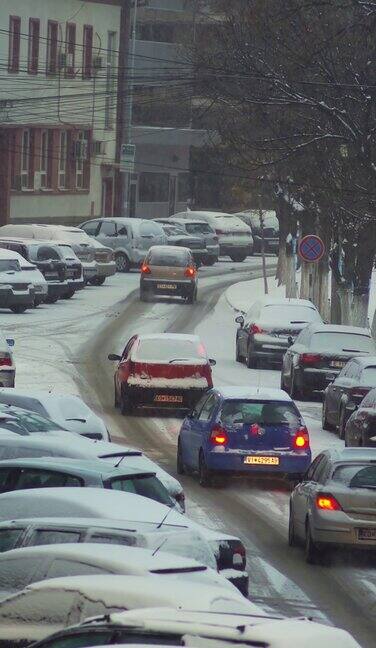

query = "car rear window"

[
  {"left": 220, "top": 400, "right": 300, "bottom": 427},
  {"left": 310, "top": 332, "right": 374, "bottom": 353},
  {"left": 110, "top": 475, "right": 173, "bottom": 507},
  {"left": 134, "top": 338, "right": 206, "bottom": 363},
  {"left": 260, "top": 304, "right": 321, "bottom": 324},
  {"left": 0, "top": 260, "right": 20, "bottom": 272},
  {"left": 148, "top": 250, "right": 188, "bottom": 266},
  {"left": 332, "top": 464, "right": 376, "bottom": 488},
  {"left": 0, "top": 528, "right": 23, "bottom": 552},
  {"left": 361, "top": 367, "right": 376, "bottom": 384},
  {"left": 185, "top": 223, "right": 212, "bottom": 235}
]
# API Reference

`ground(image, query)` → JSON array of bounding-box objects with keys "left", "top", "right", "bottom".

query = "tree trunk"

[
  {"left": 285, "top": 254, "right": 297, "bottom": 297},
  {"left": 337, "top": 287, "right": 352, "bottom": 325},
  {"left": 351, "top": 294, "right": 369, "bottom": 327},
  {"left": 276, "top": 247, "right": 286, "bottom": 286},
  {"left": 330, "top": 272, "right": 342, "bottom": 324}
]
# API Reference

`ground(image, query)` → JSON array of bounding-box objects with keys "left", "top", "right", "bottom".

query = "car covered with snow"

[
  {"left": 139, "top": 245, "right": 198, "bottom": 303},
  {"left": 0, "top": 389, "right": 109, "bottom": 440},
  {"left": 0, "top": 248, "right": 48, "bottom": 306},
  {"left": 0, "top": 338, "right": 15, "bottom": 389},
  {"left": 29, "top": 607, "right": 361, "bottom": 648},
  {"left": 109, "top": 333, "right": 215, "bottom": 414},
  {"left": 0, "top": 249, "right": 36, "bottom": 313},
  {"left": 0, "top": 574, "right": 259, "bottom": 647},
  {"left": 178, "top": 387, "right": 311, "bottom": 486}
]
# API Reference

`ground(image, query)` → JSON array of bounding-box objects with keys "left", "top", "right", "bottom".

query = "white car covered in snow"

[
  {"left": 0, "top": 249, "right": 37, "bottom": 313},
  {"left": 9, "top": 251, "right": 48, "bottom": 306}
]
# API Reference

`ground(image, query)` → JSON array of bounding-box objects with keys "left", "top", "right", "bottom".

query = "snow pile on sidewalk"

[{"left": 225, "top": 276, "right": 285, "bottom": 314}]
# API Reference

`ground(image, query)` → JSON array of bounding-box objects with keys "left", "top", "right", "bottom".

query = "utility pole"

[
  {"left": 258, "top": 198, "right": 269, "bottom": 295},
  {"left": 123, "top": 0, "right": 139, "bottom": 217},
  {"left": 114, "top": 0, "right": 131, "bottom": 216}
]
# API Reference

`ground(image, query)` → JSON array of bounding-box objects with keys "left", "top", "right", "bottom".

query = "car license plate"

[
  {"left": 157, "top": 283, "right": 177, "bottom": 290},
  {"left": 244, "top": 456, "right": 280, "bottom": 466},
  {"left": 358, "top": 528, "right": 376, "bottom": 540},
  {"left": 154, "top": 394, "right": 183, "bottom": 404},
  {"left": 330, "top": 360, "right": 346, "bottom": 368},
  {"left": 326, "top": 373, "right": 336, "bottom": 381},
  {"left": 45, "top": 272, "right": 57, "bottom": 279}
]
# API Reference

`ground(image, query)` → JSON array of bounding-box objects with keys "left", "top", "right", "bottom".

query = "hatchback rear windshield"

[
  {"left": 332, "top": 464, "right": 376, "bottom": 489},
  {"left": 110, "top": 475, "right": 173, "bottom": 508},
  {"left": 135, "top": 339, "right": 206, "bottom": 363},
  {"left": 220, "top": 400, "right": 300, "bottom": 427},
  {"left": 260, "top": 304, "right": 321, "bottom": 324},
  {"left": 361, "top": 367, "right": 376, "bottom": 384},
  {"left": 185, "top": 223, "right": 212, "bottom": 235},
  {"left": 310, "top": 332, "right": 374, "bottom": 353},
  {"left": 0, "top": 260, "right": 20, "bottom": 272},
  {"left": 148, "top": 250, "right": 188, "bottom": 267}
]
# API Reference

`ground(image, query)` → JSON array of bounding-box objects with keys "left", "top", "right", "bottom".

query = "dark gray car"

[{"left": 155, "top": 218, "right": 219, "bottom": 266}]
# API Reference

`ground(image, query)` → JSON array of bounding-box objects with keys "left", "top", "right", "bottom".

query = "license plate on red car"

[
  {"left": 358, "top": 528, "right": 376, "bottom": 540},
  {"left": 154, "top": 394, "right": 183, "bottom": 404}
]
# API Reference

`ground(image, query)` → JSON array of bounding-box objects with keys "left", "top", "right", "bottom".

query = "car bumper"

[
  {"left": 125, "top": 385, "right": 208, "bottom": 410},
  {"left": 206, "top": 449, "right": 311, "bottom": 476},
  {"left": 95, "top": 261, "right": 117, "bottom": 278},
  {"left": 253, "top": 335, "right": 290, "bottom": 362},
  {"left": 206, "top": 244, "right": 220, "bottom": 258},
  {"left": 220, "top": 569, "right": 249, "bottom": 597},
  {"left": 0, "top": 287, "right": 35, "bottom": 308},
  {"left": 219, "top": 243, "right": 251, "bottom": 255},
  {"left": 311, "top": 510, "right": 376, "bottom": 548},
  {"left": 299, "top": 367, "right": 341, "bottom": 392},
  {"left": 47, "top": 281, "right": 70, "bottom": 300},
  {"left": 141, "top": 277, "right": 196, "bottom": 297},
  {"left": 67, "top": 278, "right": 85, "bottom": 292},
  {"left": 82, "top": 261, "right": 98, "bottom": 281},
  {"left": 0, "top": 370, "right": 15, "bottom": 387}
]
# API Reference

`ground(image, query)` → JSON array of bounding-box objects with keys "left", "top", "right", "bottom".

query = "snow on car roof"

[
  {"left": 0, "top": 457, "right": 155, "bottom": 478},
  {"left": 0, "top": 248, "right": 26, "bottom": 261},
  {"left": 215, "top": 387, "right": 293, "bottom": 402},
  {"left": 149, "top": 245, "right": 190, "bottom": 254},
  {"left": 304, "top": 323, "right": 371, "bottom": 335},
  {"left": 256, "top": 297, "right": 317, "bottom": 308},
  {"left": 136, "top": 334, "right": 200, "bottom": 343}
]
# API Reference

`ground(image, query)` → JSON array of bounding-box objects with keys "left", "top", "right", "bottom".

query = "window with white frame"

[
  {"left": 40, "top": 130, "right": 48, "bottom": 187},
  {"left": 76, "top": 131, "right": 85, "bottom": 189},
  {"left": 21, "top": 130, "right": 31, "bottom": 189},
  {"left": 58, "top": 131, "right": 68, "bottom": 188}
]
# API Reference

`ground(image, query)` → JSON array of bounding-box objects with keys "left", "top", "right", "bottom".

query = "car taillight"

[
  {"left": 141, "top": 264, "right": 151, "bottom": 274},
  {"left": 250, "top": 324, "right": 263, "bottom": 334},
  {"left": 210, "top": 425, "right": 228, "bottom": 446},
  {"left": 0, "top": 354, "right": 12, "bottom": 367},
  {"left": 232, "top": 541, "right": 246, "bottom": 570},
  {"left": 202, "top": 363, "right": 213, "bottom": 387},
  {"left": 292, "top": 427, "right": 310, "bottom": 449},
  {"left": 350, "top": 387, "right": 370, "bottom": 401},
  {"left": 316, "top": 493, "right": 342, "bottom": 511},
  {"left": 184, "top": 266, "right": 196, "bottom": 278},
  {"left": 300, "top": 353, "right": 322, "bottom": 365}
]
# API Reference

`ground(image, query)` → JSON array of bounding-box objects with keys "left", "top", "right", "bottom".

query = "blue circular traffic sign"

[{"left": 298, "top": 235, "right": 325, "bottom": 263}]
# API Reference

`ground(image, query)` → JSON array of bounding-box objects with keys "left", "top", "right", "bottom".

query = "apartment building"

[{"left": 0, "top": 0, "right": 123, "bottom": 225}]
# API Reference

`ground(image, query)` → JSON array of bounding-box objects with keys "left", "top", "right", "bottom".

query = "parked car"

[
  {"left": 322, "top": 356, "right": 376, "bottom": 438},
  {"left": 0, "top": 457, "right": 175, "bottom": 508},
  {"left": 0, "top": 224, "right": 102, "bottom": 284},
  {"left": 345, "top": 387, "right": 376, "bottom": 447},
  {"left": 0, "top": 338, "right": 15, "bottom": 389},
  {"left": 0, "top": 238, "right": 70, "bottom": 303},
  {"left": 0, "top": 249, "right": 35, "bottom": 313},
  {"left": 109, "top": 333, "right": 215, "bottom": 414},
  {"left": 178, "top": 387, "right": 310, "bottom": 486},
  {"left": 139, "top": 245, "right": 198, "bottom": 303},
  {"left": 159, "top": 223, "right": 207, "bottom": 266},
  {"left": 281, "top": 324, "right": 376, "bottom": 400},
  {"left": 0, "top": 404, "right": 81, "bottom": 438},
  {"left": 0, "top": 574, "right": 256, "bottom": 647},
  {"left": 172, "top": 211, "right": 253, "bottom": 261},
  {"left": 30, "top": 607, "right": 361, "bottom": 648},
  {"left": 0, "top": 542, "right": 238, "bottom": 597},
  {"left": 234, "top": 210, "right": 279, "bottom": 254},
  {"left": 0, "top": 389, "right": 110, "bottom": 440},
  {"left": 80, "top": 217, "right": 167, "bottom": 273},
  {"left": 289, "top": 448, "right": 376, "bottom": 563},
  {"left": 236, "top": 298, "right": 323, "bottom": 369},
  {"left": 53, "top": 244, "right": 84, "bottom": 297},
  {"left": 155, "top": 217, "right": 219, "bottom": 265},
  {"left": 0, "top": 248, "right": 48, "bottom": 306}
]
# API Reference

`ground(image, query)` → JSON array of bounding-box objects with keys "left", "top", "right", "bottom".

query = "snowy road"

[{"left": 6, "top": 257, "right": 376, "bottom": 646}]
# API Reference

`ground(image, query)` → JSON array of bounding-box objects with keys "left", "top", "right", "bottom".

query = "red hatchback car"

[{"left": 109, "top": 334, "right": 216, "bottom": 414}]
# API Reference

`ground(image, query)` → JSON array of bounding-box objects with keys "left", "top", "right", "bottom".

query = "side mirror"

[
  {"left": 6, "top": 339, "right": 15, "bottom": 348},
  {"left": 287, "top": 336, "right": 294, "bottom": 346},
  {"left": 235, "top": 315, "right": 244, "bottom": 327},
  {"left": 108, "top": 353, "right": 121, "bottom": 362},
  {"left": 209, "top": 358, "right": 216, "bottom": 366}
]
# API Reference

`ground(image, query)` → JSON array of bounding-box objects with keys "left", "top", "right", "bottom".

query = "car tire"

[
  {"left": 338, "top": 406, "right": 347, "bottom": 440},
  {"left": 114, "top": 379, "right": 119, "bottom": 408},
  {"left": 288, "top": 506, "right": 298, "bottom": 547},
  {"left": 199, "top": 451, "right": 213, "bottom": 487},
  {"left": 115, "top": 253, "right": 130, "bottom": 273},
  {"left": 140, "top": 288, "right": 148, "bottom": 302},
  {"left": 230, "top": 253, "right": 246, "bottom": 262},
  {"left": 45, "top": 296, "right": 59, "bottom": 304},
  {"left": 89, "top": 276, "right": 106, "bottom": 286},
  {"left": 10, "top": 305, "right": 27, "bottom": 314},
  {"left": 305, "top": 519, "right": 320, "bottom": 564},
  {"left": 187, "top": 289, "right": 196, "bottom": 304},
  {"left": 246, "top": 345, "right": 258, "bottom": 369},
  {"left": 322, "top": 400, "right": 335, "bottom": 431},
  {"left": 280, "top": 371, "right": 288, "bottom": 393},
  {"left": 63, "top": 290, "right": 75, "bottom": 299},
  {"left": 203, "top": 257, "right": 216, "bottom": 267},
  {"left": 290, "top": 370, "right": 306, "bottom": 400},
  {"left": 120, "top": 387, "right": 133, "bottom": 415},
  {"left": 177, "top": 440, "right": 185, "bottom": 475}
]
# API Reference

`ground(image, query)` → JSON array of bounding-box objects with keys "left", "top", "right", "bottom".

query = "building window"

[
  {"left": 8, "top": 16, "right": 21, "bottom": 73},
  {"left": 46, "top": 21, "right": 58, "bottom": 75},
  {"left": 105, "top": 31, "right": 117, "bottom": 128},
  {"left": 75, "top": 131, "right": 90, "bottom": 189},
  {"left": 139, "top": 172, "right": 169, "bottom": 202},
  {"left": 28, "top": 18, "right": 40, "bottom": 74},
  {"left": 40, "top": 130, "right": 53, "bottom": 188},
  {"left": 177, "top": 173, "right": 190, "bottom": 203},
  {"left": 21, "top": 130, "right": 31, "bottom": 189},
  {"left": 65, "top": 23, "right": 76, "bottom": 76},
  {"left": 82, "top": 25, "right": 93, "bottom": 79},
  {"left": 58, "top": 131, "right": 68, "bottom": 188}
]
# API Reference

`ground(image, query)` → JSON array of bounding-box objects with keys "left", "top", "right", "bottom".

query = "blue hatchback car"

[{"left": 177, "top": 387, "right": 311, "bottom": 486}]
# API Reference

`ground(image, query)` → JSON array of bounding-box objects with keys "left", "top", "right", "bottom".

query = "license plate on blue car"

[{"left": 244, "top": 456, "right": 280, "bottom": 465}]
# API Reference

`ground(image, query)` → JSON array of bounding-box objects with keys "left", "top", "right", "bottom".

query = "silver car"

[
  {"left": 289, "top": 447, "right": 376, "bottom": 563},
  {"left": 155, "top": 218, "right": 219, "bottom": 266},
  {"left": 80, "top": 217, "right": 167, "bottom": 272}
]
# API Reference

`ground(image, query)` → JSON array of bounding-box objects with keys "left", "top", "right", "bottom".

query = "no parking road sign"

[{"left": 298, "top": 234, "right": 325, "bottom": 263}]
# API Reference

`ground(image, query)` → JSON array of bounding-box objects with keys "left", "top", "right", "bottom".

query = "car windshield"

[
  {"left": 220, "top": 400, "right": 300, "bottom": 427},
  {"left": 58, "top": 246, "right": 76, "bottom": 260},
  {"left": 59, "top": 231, "right": 89, "bottom": 244},
  {"left": 260, "top": 304, "right": 321, "bottom": 324},
  {"left": 135, "top": 338, "right": 206, "bottom": 362},
  {"left": 310, "top": 332, "right": 374, "bottom": 353},
  {"left": 185, "top": 223, "right": 212, "bottom": 235},
  {"left": 249, "top": 213, "right": 279, "bottom": 230},
  {"left": 332, "top": 464, "right": 376, "bottom": 489},
  {"left": 149, "top": 250, "right": 188, "bottom": 267},
  {"left": 0, "top": 260, "right": 21, "bottom": 272},
  {"left": 164, "top": 226, "right": 185, "bottom": 236},
  {"left": 361, "top": 367, "right": 376, "bottom": 384},
  {"left": 0, "top": 409, "right": 65, "bottom": 433},
  {"left": 111, "top": 475, "right": 173, "bottom": 507}
]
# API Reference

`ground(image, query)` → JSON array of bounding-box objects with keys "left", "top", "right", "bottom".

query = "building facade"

[{"left": 0, "top": 0, "right": 122, "bottom": 225}]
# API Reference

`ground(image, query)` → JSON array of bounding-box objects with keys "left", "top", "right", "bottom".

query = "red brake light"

[
  {"left": 300, "top": 353, "right": 322, "bottom": 365},
  {"left": 350, "top": 387, "right": 369, "bottom": 400},
  {"left": 0, "top": 355, "right": 12, "bottom": 367},
  {"left": 141, "top": 264, "right": 151, "bottom": 274},
  {"left": 316, "top": 493, "right": 342, "bottom": 511},
  {"left": 293, "top": 427, "right": 310, "bottom": 449},
  {"left": 184, "top": 266, "right": 196, "bottom": 278},
  {"left": 210, "top": 425, "right": 228, "bottom": 446},
  {"left": 250, "top": 324, "right": 263, "bottom": 334}
]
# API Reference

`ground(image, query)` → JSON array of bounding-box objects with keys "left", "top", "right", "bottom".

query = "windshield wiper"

[
  {"left": 290, "top": 320, "right": 308, "bottom": 324},
  {"left": 342, "top": 349, "right": 361, "bottom": 353}
]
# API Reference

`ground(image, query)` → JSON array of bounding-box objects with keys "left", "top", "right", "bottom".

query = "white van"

[{"left": 173, "top": 211, "right": 253, "bottom": 261}]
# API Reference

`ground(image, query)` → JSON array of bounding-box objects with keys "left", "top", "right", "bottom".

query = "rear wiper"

[
  {"left": 169, "top": 357, "right": 197, "bottom": 364},
  {"left": 342, "top": 349, "right": 361, "bottom": 353},
  {"left": 290, "top": 321, "right": 308, "bottom": 324}
]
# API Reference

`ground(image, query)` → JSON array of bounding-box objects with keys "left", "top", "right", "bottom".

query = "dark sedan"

[
  {"left": 236, "top": 298, "right": 322, "bottom": 368},
  {"left": 160, "top": 224, "right": 207, "bottom": 266},
  {"left": 345, "top": 387, "right": 376, "bottom": 447},
  {"left": 281, "top": 324, "right": 376, "bottom": 400},
  {"left": 323, "top": 357, "right": 376, "bottom": 439}
]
